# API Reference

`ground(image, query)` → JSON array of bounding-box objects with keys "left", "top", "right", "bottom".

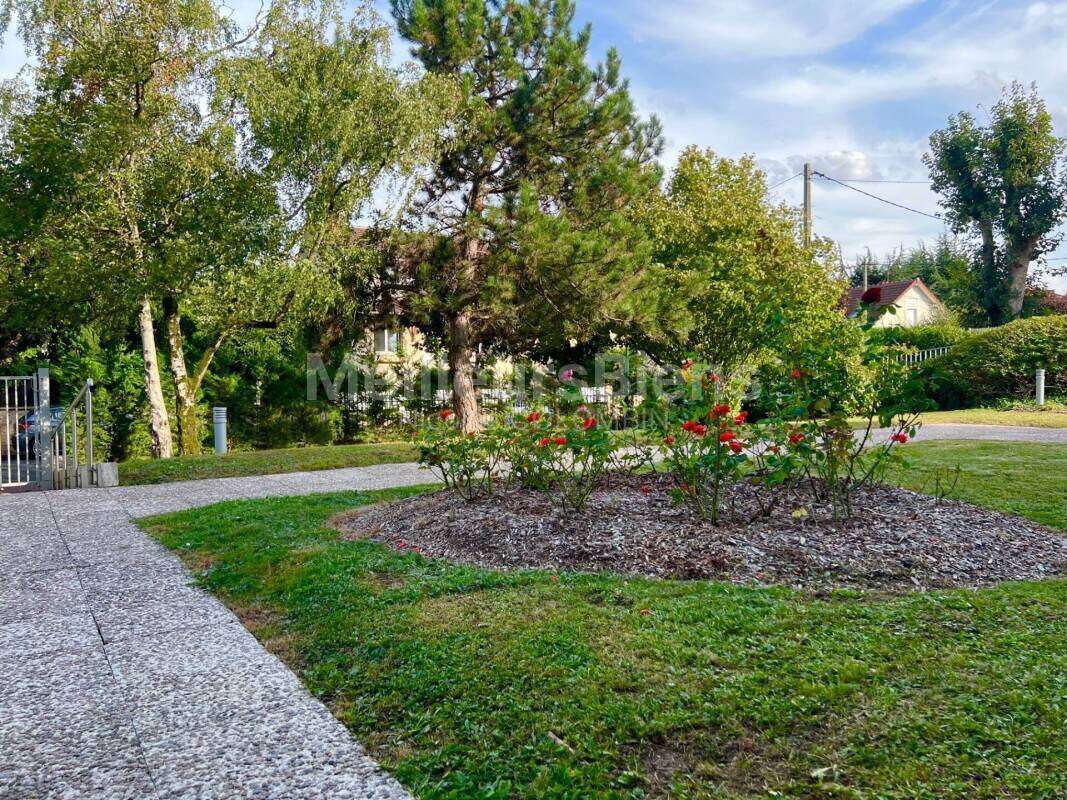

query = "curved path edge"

[{"left": 0, "top": 462, "right": 435, "bottom": 800}]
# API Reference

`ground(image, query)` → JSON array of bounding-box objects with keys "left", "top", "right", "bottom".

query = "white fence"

[{"left": 899, "top": 346, "right": 951, "bottom": 367}]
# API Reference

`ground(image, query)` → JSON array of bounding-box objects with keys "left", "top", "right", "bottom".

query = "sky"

[{"left": 3, "top": 0, "right": 1066, "bottom": 292}]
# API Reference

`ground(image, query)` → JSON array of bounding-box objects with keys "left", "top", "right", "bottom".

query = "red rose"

[
  {"left": 692, "top": 424, "right": 707, "bottom": 437},
  {"left": 860, "top": 286, "right": 882, "bottom": 305},
  {"left": 681, "top": 359, "right": 694, "bottom": 370},
  {"left": 664, "top": 435, "right": 676, "bottom": 445},
  {"left": 788, "top": 432, "right": 805, "bottom": 445},
  {"left": 734, "top": 411, "right": 748, "bottom": 424},
  {"left": 539, "top": 437, "right": 551, "bottom": 447},
  {"left": 891, "top": 433, "right": 908, "bottom": 444},
  {"left": 682, "top": 420, "right": 697, "bottom": 433},
  {"left": 440, "top": 409, "right": 454, "bottom": 421},
  {"left": 790, "top": 368, "right": 803, "bottom": 380},
  {"left": 583, "top": 417, "right": 597, "bottom": 430},
  {"left": 728, "top": 440, "right": 744, "bottom": 454},
  {"left": 711, "top": 403, "right": 732, "bottom": 418},
  {"left": 554, "top": 436, "right": 567, "bottom": 446},
  {"left": 719, "top": 431, "right": 737, "bottom": 442},
  {"left": 707, "top": 372, "right": 720, "bottom": 383},
  {"left": 526, "top": 411, "right": 541, "bottom": 422}
]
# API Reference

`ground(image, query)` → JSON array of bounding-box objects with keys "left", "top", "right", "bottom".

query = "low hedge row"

[{"left": 917, "top": 315, "right": 1066, "bottom": 409}]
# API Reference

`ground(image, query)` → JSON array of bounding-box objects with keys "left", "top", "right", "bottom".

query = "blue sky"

[{"left": 4, "top": 0, "right": 1066, "bottom": 291}]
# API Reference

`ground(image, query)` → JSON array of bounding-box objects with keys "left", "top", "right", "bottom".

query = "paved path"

[
  {"left": 869, "top": 422, "right": 1067, "bottom": 444},
  {"left": 1, "top": 463, "right": 432, "bottom": 800}
]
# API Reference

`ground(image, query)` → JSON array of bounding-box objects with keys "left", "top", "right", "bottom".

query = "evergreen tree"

[{"left": 390, "top": 0, "right": 662, "bottom": 431}]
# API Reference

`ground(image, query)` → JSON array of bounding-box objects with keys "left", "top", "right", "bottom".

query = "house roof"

[{"left": 841, "top": 278, "right": 942, "bottom": 316}]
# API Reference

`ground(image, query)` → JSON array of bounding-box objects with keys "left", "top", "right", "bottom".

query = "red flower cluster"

[
  {"left": 891, "top": 433, "right": 909, "bottom": 444},
  {"left": 439, "top": 409, "right": 454, "bottom": 421},
  {"left": 790, "top": 368, "right": 803, "bottom": 380},
  {"left": 860, "top": 286, "right": 883, "bottom": 305},
  {"left": 583, "top": 417, "right": 598, "bottom": 430},
  {"left": 728, "top": 440, "right": 744, "bottom": 454},
  {"left": 554, "top": 436, "right": 568, "bottom": 446},
  {"left": 682, "top": 420, "right": 708, "bottom": 437},
  {"left": 734, "top": 411, "right": 748, "bottom": 424},
  {"left": 710, "top": 403, "right": 732, "bottom": 419},
  {"left": 526, "top": 411, "right": 541, "bottom": 422},
  {"left": 663, "top": 434, "right": 676, "bottom": 445},
  {"left": 681, "top": 359, "right": 695, "bottom": 370},
  {"left": 718, "top": 431, "right": 737, "bottom": 442},
  {"left": 788, "top": 432, "right": 805, "bottom": 445}
]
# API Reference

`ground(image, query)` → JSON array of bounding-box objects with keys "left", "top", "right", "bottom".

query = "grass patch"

[
  {"left": 119, "top": 441, "right": 416, "bottom": 485},
  {"left": 143, "top": 442, "right": 1067, "bottom": 799},
  {"left": 885, "top": 440, "right": 1067, "bottom": 529}
]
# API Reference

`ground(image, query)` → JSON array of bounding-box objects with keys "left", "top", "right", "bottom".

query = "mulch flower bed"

[{"left": 338, "top": 473, "right": 1067, "bottom": 592}]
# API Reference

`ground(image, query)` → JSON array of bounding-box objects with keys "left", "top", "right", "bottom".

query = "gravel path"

[
  {"left": 0, "top": 462, "right": 433, "bottom": 800},
  {"left": 868, "top": 422, "right": 1067, "bottom": 444}
]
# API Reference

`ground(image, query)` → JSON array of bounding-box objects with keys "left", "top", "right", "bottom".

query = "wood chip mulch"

[{"left": 338, "top": 473, "right": 1067, "bottom": 592}]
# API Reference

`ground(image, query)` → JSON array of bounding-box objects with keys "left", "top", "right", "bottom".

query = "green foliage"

[
  {"left": 873, "top": 322, "right": 972, "bottom": 352},
  {"left": 389, "top": 0, "right": 663, "bottom": 427},
  {"left": 925, "top": 83, "right": 1067, "bottom": 321},
  {"left": 920, "top": 315, "right": 1067, "bottom": 408},
  {"left": 645, "top": 148, "right": 845, "bottom": 372}
]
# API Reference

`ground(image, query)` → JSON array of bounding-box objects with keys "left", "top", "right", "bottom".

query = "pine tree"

[{"left": 390, "top": 0, "right": 662, "bottom": 431}]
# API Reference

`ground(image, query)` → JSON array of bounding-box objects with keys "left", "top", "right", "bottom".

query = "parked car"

[{"left": 12, "top": 407, "right": 64, "bottom": 457}]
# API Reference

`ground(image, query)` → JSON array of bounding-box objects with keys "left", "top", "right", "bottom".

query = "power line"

[
  {"left": 813, "top": 171, "right": 944, "bottom": 222},
  {"left": 767, "top": 172, "right": 802, "bottom": 191}
]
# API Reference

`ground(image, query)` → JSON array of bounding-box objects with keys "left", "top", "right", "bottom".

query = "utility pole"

[{"left": 803, "top": 162, "right": 813, "bottom": 247}]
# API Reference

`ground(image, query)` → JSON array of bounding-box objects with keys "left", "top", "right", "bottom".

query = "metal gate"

[{"left": 1, "top": 372, "right": 39, "bottom": 490}]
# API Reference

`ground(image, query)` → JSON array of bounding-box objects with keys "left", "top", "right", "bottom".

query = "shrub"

[
  {"left": 920, "top": 315, "right": 1067, "bottom": 408},
  {"left": 874, "top": 322, "right": 972, "bottom": 352}
]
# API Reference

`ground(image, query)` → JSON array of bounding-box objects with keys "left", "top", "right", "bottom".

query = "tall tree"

[
  {"left": 2, "top": 0, "right": 450, "bottom": 455},
  {"left": 925, "top": 83, "right": 1067, "bottom": 322},
  {"left": 390, "top": 0, "right": 662, "bottom": 432},
  {"left": 644, "top": 147, "right": 843, "bottom": 373}
]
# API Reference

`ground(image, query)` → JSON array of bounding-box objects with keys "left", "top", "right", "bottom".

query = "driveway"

[
  {"left": 1, "top": 463, "right": 431, "bottom": 799},
  {"left": 869, "top": 422, "right": 1067, "bottom": 444}
]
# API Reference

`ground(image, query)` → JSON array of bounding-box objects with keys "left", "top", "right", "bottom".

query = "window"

[{"left": 373, "top": 327, "right": 399, "bottom": 353}]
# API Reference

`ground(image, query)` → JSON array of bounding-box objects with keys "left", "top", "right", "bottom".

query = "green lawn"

[
  {"left": 143, "top": 442, "right": 1067, "bottom": 799},
  {"left": 119, "top": 441, "right": 417, "bottom": 485}
]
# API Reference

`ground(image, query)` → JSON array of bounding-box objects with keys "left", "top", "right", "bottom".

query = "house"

[{"left": 842, "top": 278, "right": 946, "bottom": 328}]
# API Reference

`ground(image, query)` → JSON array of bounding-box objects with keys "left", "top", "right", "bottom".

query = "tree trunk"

[
  {"left": 137, "top": 297, "right": 174, "bottom": 459},
  {"left": 1006, "top": 242, "right": 1036, "bottom": 318},
  {"left": 164, "top": 301, "right": 201, "bottom": 456},
  {"left": 448, "top": 309, "right": 481, "bottom": 434},
  {"left": 977, "top": 221, "right": 1003, "bottom": 323}
]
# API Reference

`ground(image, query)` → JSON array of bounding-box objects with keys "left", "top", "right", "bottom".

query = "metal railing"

[
  {"left": 1, "top": 374, "right": 38, "bottom": 489},
  {"left": 46, "top": 378, "right": 95, "bottom": 489}
]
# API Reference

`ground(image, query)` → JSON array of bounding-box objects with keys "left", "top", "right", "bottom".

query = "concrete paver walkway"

[{"left": 1, "top": 463, "right": 430, "bottom": 800}]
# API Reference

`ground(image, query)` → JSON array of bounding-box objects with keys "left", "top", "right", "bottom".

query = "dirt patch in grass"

[{"left": 339, "top": 473, "right": 1067, "bottom": 592}]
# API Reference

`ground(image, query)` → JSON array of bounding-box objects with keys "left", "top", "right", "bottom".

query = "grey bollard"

[
  {"left": 213, "top": 407, "right": 228, "bottom": 455},
  {"left": 95, "top": 462, "right": 119, "bottom": 487},
  {"left": 1035, "top": 369, "right": 1045, "bottom": 406}
]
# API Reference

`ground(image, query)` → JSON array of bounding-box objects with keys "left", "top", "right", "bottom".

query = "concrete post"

[
  {"left": 36, "top": 367, "right": 53, "bottom": 490},
  {"left": 1035, "top": 369, "right": 1046, "bottom": 406},
  {"left": 213, "top": 407, "right": 228, "bottom": 455}
]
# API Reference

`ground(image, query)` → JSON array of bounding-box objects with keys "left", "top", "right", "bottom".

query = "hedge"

[{"left": 918, "top": 315, "right": 1066, "bottom": 408}]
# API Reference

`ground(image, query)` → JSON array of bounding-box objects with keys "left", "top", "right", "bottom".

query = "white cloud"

[{"left": 617, "top": 0, "right": 919, "bottom": 58}]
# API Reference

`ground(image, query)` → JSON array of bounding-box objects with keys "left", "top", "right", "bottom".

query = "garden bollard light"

[
  {"left": 1035, "top": 369, "right": 1045, "bottom": 406},
  {"left": 213, "top": 407, "right": 228, "bottom": 455}
]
